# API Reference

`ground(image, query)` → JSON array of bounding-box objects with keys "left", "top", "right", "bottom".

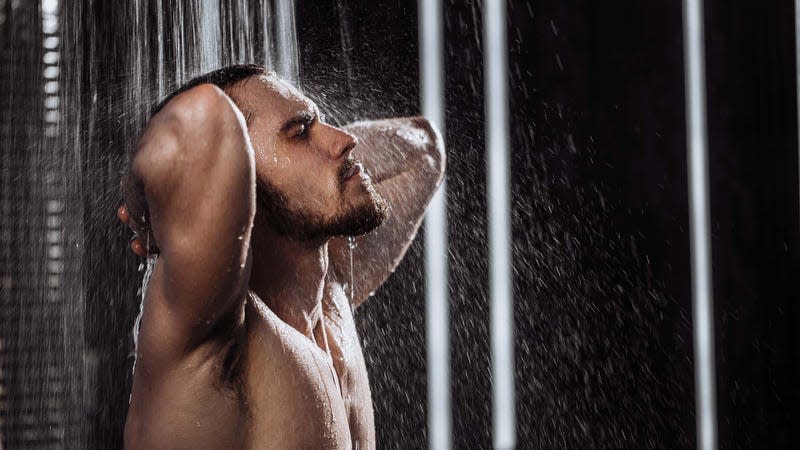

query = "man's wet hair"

[{"left": 150, "top": 63, "right": 271, "bottom": 119}]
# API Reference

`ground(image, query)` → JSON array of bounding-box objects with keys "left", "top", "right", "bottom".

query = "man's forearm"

[
  {"left": 328, "top": 116, "right": 445, "bottom": 307},
  {"left": 345, "top": 117, "right": 444, "bottom": 187}
]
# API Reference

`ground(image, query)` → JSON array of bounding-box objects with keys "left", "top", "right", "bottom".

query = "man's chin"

[
  {"left": 331, "top": 193, "right": 388, "bottom": 238},
  {"left": 255, "top": 179, "right": 388, "bottom": 242}
]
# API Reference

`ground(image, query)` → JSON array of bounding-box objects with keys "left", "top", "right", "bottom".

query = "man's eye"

[{"left": 294, "top": 124, "right": 309, "bottom": 138}]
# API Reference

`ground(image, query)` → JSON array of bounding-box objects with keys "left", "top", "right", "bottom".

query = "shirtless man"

[{"left": 117, "top": 64, "right": 444, "bottom": 449}]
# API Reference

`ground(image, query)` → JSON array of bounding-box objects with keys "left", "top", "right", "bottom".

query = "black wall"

[
  {"left": 300, "top": 1, "right": 800, "bottom": 449},
  {"left": 705, "top": 0, "right": 800, "bottom": 448}
]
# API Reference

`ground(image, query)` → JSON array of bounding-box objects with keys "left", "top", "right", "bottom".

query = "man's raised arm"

[
  {"left": 329, "top": 117, "right": 445, "bottom": 307},
  {"left": 122, "top": 84, "right": 255, "bottom": 366}
]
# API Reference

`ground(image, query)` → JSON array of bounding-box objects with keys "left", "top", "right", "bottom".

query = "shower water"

[{"left": 131, "top": 254, "right": 157, "bottom": 377}]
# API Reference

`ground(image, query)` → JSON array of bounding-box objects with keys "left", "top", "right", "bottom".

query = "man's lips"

[
  {"left": 339, "top": 159, "right": 362, "bottom": 182},
  {"left": 345, "top": 163, "right": 361, "bottom": 180}
]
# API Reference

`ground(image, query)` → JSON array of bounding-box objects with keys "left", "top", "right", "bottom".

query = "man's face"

[{"left": 233, "top": 75, "right": 387, "bottom": 242}]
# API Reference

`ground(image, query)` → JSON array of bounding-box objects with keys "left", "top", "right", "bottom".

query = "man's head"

[
  {"left": 232, "top": 69, "right": 388, "bottom": 243},
  {"left": 121, "top": 64, "right": 387, "bottom": 255}
]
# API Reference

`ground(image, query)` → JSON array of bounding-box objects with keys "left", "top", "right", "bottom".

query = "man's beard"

[{"left": 255, "top": 164, "right": 388, "bottom": 242}]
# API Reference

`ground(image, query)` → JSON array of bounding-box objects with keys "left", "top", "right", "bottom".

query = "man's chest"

[{"left": 240, "top": 289, "right": 374, "bottom": 448}]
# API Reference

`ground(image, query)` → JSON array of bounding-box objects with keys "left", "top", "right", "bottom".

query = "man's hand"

[{"left": 117, "top": 203, "right": 153, "bottom": 257}]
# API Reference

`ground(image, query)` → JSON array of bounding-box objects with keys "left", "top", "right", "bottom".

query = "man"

[{"left": 117, "top": 64, "right": 444, "bottom": 449}]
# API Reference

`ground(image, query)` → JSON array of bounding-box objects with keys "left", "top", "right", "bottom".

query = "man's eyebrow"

[{"left": 278, "top": 105, "right": 320, "bottom": 133}]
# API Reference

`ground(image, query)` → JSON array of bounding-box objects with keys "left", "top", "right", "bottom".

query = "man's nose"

[{"left": 325, "top": 125, "right": 358, "bottom": 159}]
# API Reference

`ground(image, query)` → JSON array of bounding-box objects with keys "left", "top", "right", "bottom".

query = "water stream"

[{"left": 1, "top": 1, "right": 302, "bottom": 447}]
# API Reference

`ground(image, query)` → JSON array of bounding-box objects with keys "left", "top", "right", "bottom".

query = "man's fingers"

[
  {"left": 120, "top": 204, "right": 145, "bottom": 256},
  {"left": 120, "top": 203, "right": 155, "bottom": 257},
  {"left": 117, "top": 204, "right": 130, "bottom": 224},
  {"left": 130, "top": 238, "right": 147, "bottom": 257}
]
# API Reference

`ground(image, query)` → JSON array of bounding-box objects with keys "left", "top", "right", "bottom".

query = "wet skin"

[{"left": 120, "top": 78, "right": 444, "bottom": 449}]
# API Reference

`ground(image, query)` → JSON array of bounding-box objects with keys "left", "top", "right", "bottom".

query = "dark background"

[
  {"left": 1, "top": 0, "right": 798, "bottom": 448},
  {"left": 297, "top": 0, "right": 800, "bottom": 448}
]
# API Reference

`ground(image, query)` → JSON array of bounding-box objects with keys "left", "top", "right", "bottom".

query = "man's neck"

[{"left": 249, "top": 227, "right": 329, "bottom": 340}]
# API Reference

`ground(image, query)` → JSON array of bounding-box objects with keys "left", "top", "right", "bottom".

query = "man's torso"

[
  {"left": 127, "top": 281, "right": 375, "bottom": 450},
  {"left": 240, "top": 283, "right": 375, "bottom": 449}
]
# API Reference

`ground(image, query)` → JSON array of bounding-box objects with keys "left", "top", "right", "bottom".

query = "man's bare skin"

[{"left": 118, "top": 71, "right": 444, "bottom": 449}]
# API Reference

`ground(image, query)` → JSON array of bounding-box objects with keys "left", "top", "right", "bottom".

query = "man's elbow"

[
  {"left": 135, "top": 84, "right": 249, "bottom": 184},
  {"left": 410, "top": 116, "right": 446, "bottom": 185},
  {"left": 158, "top": 83, "right": 242, "bottom": 130}
]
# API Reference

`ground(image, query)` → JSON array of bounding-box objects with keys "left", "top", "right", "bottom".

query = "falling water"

[
  {"left": 198, "top": 0, "right": 221, "bottom": 73},
  {"left": 275, "top": 0, "right": 299, "bottom": 82},
  {"left": 131, "top": 254, "right": 157, "bottom": 377},
  {"left": 0, "top": 1, "right": 302, "bottom": 447},
  {"left": 348, "top": 236, "right": 357, "bottom": 314},
  {"left": 126, "top": 0, "right": 301, "bottom": 366},
  {"left": 260, "top": 0, "right": 274, "bottom": 69}
]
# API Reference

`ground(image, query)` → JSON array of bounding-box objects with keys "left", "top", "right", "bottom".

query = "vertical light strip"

[
  {"left": 682, "top": 1, "right": 718, "bottom": 449},
  {"left": 419, "top": 1, "right": 451, "bottom": 449},
  {"left": 42, "top": 0, "right": 63, "bottom": 295},
  {"left": 483, "top": 1, "right": 515, "bottom": 448},
  {"left": 156, "top": 0, "right": 165, "bottom": 99}
]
